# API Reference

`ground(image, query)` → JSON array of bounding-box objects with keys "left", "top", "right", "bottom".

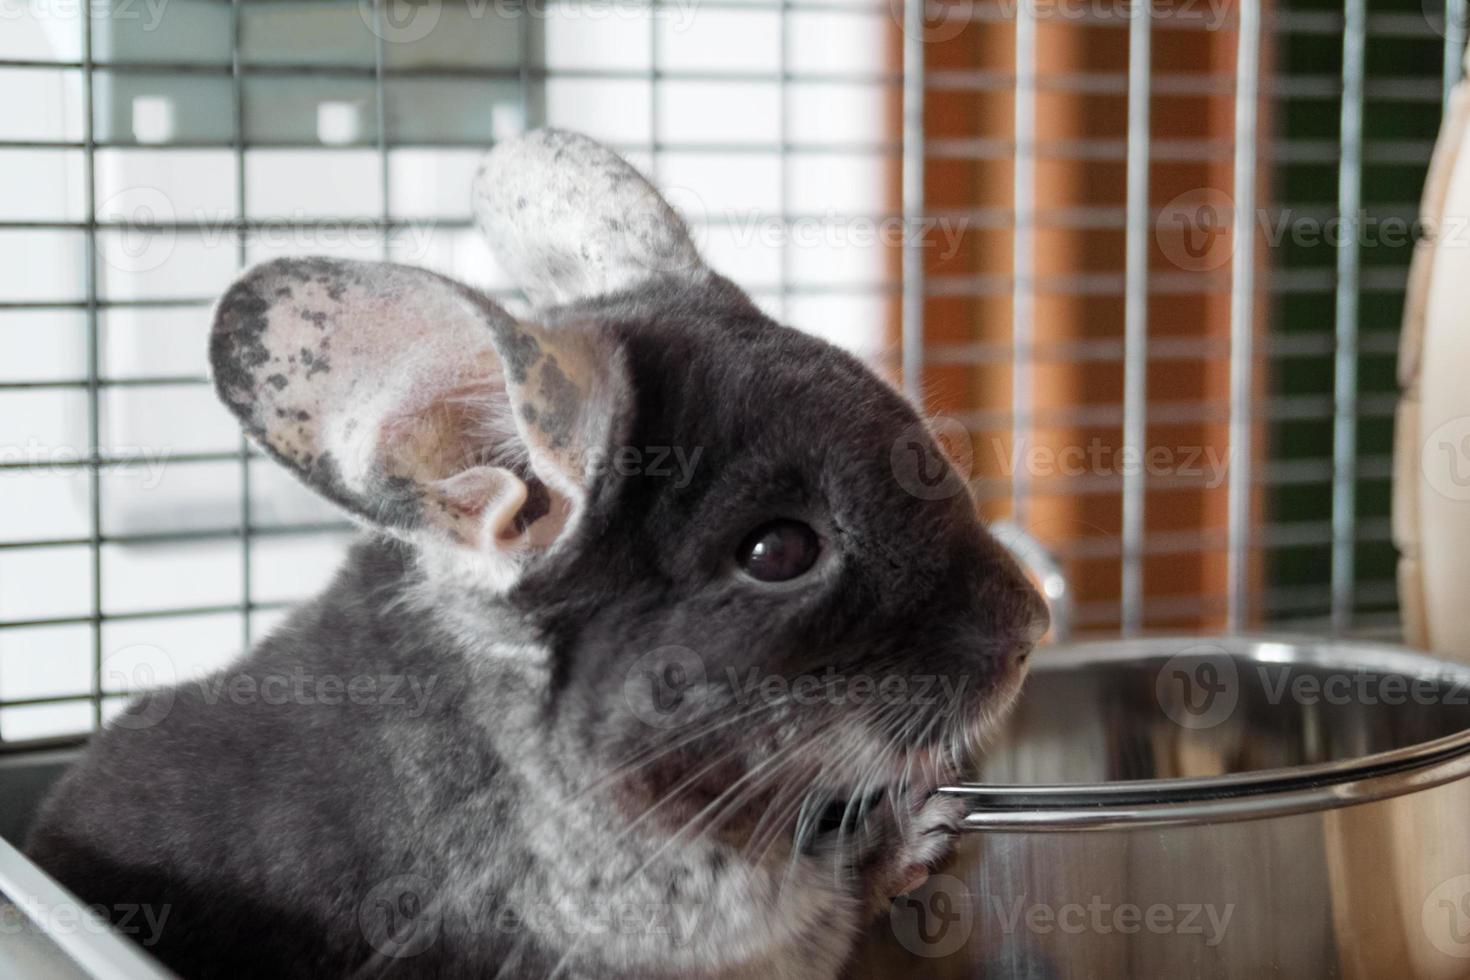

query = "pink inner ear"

[
  {"left": 428, "top": 467, "right": 573, "bottom": 552},
  {"left": 430, "top": 467, "right": 527, "bottom": 547},
  {"left": 376, "top": 373, "right": 582, "bottom": 553}
]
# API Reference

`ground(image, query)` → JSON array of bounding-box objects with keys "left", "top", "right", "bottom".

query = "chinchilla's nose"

[
  {"left": 984, "top": 520, "right": 1063, "bottom": 654},
  {"left": 1013, "top": 588, "right": 1051, "bottom": 664}
]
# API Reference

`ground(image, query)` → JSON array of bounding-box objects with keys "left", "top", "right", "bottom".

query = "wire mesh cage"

[{"left": 0, "top": 0, "right": 1466, "bottom": 748}]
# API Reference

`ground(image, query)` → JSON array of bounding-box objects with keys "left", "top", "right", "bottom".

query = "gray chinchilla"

[{"left": 26, "top": 129, "right": 1048, "bottom": 980}]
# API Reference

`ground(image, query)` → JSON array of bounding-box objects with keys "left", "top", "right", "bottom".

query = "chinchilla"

[{"left": 25, "top": 129, "right": 1048, "bottom": 980}]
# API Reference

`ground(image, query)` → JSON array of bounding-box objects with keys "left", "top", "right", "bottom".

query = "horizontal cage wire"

[{"left": 0, "top": 0, "right": 1466, "bottom": 747}]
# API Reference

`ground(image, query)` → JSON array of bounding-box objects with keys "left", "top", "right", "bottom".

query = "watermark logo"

[
  {"left": 1421, "top": 0, "right": 1470, "bottom": 42},
  {"left": 492, "top": 899, "right": 705, "bottom": 947},
  {"left": 1422, "top": 416, "right": 1470, "bottom": 502},
  {"left": 1424, "top": 874, "right": 1470, "bottom": 959},
  {"left": 625, "top": 645, "right": 706, "bottom": 729},
  {"left": 0, "top": 899, "right": 171, "bottom": 948},
  {"left": 360, "top": 874, "right": 440, "bottom": 959},
  {"left": 890, "top": 416, "right": 973, "bottom": 500},
  {"left": 104, "top": 643, "right": 177, "bottom": 730},
  {"left": 97, "top": 185, "right": 176, "bottom": 275},
  {"left": 627, "top": 183, "right": 709, "bottom": 275},
  {"left": 1156, "top": 188, "right": 1235, "bottom": 273},
  {"left": 890, "top": 0, "right": 970, "bottom": 42},
  {"left": 1155, "top": 643, "right": 1238, "bottom": 730},
  {"left": 992, "top": 895, "right": 1234, "bottom": 945},
  {"left": 889, "top": 874, "right": 974, "bottom": 958},
  {"left": 725, "top": 667, "right": 966, "bottom": 709},
  {"left": 890, "top": 0, "right": 1233, "bottom": 40},
  {"left": 0, "top": 0, "right": 171, "bottom": 30},
  {"left": 360, "top": 0, "right": 442, "bottom": 43}
]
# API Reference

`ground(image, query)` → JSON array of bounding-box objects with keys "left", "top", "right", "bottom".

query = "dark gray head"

[{"left": 210, "top": 128, "right": 1047, "bottom": 905}]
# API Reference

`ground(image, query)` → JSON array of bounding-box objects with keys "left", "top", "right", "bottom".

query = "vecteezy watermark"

[
  {"left": 991, "top": 895, "right": 1235, "bottom": 947},
  {"left": 359, "top": 412, "right": 706, "bottom": 492},
  {"left": 624, "top": 645, "right": 709, "bottom": 729},
  {"left": 358, "top": 0, "right": 701, "bottom": 45},
  {"left": 0, "top": 0, "right": 170, "bottom": 29},
  {"left": 724, "top": 211, "right": 970, "bottom": 263},
  {"left": 1257, "top": 666, "right": 1470, "bottom": 708},
  {"left": 1424, "top": 874, "right": 1470, "bottom": 959},
  {"left": 102, "top": 644, "right": 441, "bottom": 730},
  {"left": 623, "top": 644, "right": 973, "bottom": 728},
  {"left": 890, "top": 417, "right": 974, "bottom": 501},
  {"left": 1155, "top": 643, "right": 1240, "bottom": 730},
  {"left": 890, "top": 0, "right": 1231, "bottom": 42},
  {"left": 94, "top": 188, "right": 441, "bottom": 274},
  {"left": 360, "top": 874, "right": 441, "bottom": 959},
  {"left": 607, "top": 445, "right": 703, "bottom": 489},
  {"left": 492, "top": 899, "right": 706, "bottom": 948},
  {"left": 193, "top": 667, "right": 439, "bottom": 717},
  {"left": 1156, "top": 189, "right": 1237, "bottom": 273},
  {"left": 889, "top": 416, "right": 1232, "bottom": 501},
  {"left": 1157, "top": 644, "right": 1470, "bottom": 730},
  {"left": 986, "top": 436, "right": 1231, "bottom": 490},
  {"left": 1421, "top": 415, "right": 1470, "bottom": 503},
  {"left": 105, "top": 643, "right": 179, "bottom": 731},
  {"left": 1420, "top": 0, "right": 1470, "bottom": 42},
  {"left": 0, "top": 440, "right": 172, "bottom": 490},
  {"left": 726, "top": 667, "right": 968, "bottom": 710},
  {"left": 1156, "top": 188, "right": 1445, "bottom": 273},
  {"left": 889, "top": 874, "right": 974, "bottom": 958},
  {"left": 0, "top": 898, "right": 172, "bottom": 948}
]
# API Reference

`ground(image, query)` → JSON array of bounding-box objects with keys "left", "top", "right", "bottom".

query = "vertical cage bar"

[
  {"left": 1226, "top": 0, "right": 1262, "bottom": 632},
  {"left": 1011, "top": 0, "right": 1036, "bottom": 526},
  {"left": 1121, "top": 0, "right": 1152, "bottom": 636},
  {"left": 1447, "top": 0, "right": 1468, "bottom": 108},
  {"left": 779, "top": 0, "right": 792, "bottom": 325},
  {"left": 231, "top": 0, "right": 253, "bottom": 651},
  {"left": 649, "top": 0, "right": 661, "bottom": 183},
  {"left": 900, "top": 0, "right": 926, "bottom": 402},
  {"left": 1332, "top": 0, "right": 1365, "bottom": 635},
  {"left": 518, "top": 0, "right": 532, "bottom": 126},
  {"left": 375, "top": 2, "right": 391, "bottom": 263},
  {"left": 81, "top": 0, "right": 103, "bottom": 729}
]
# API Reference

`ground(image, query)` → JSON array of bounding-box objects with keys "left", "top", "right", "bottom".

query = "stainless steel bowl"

[{"left": 853, "top": 635, "right": 1470, "bottom": 979}]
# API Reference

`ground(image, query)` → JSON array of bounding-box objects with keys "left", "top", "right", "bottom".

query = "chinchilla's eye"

[{"left": 736, "top": 520, "right": 821, "bottom": 583}]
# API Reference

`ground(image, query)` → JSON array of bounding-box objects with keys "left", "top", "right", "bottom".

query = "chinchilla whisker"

[
  {"left": 774, "top": 743, "right": 873, "bottom": 900},
  {"left": 619, "top": 731, "right": 830, "bottom": 890},
  {"left": 743, "top": 772, "right": 821, "bottom": 864},
  {"left": 596, "top": 736, "right": 769, "bottom": 853},
  {"left": 744, "top": 719, "right": 879, "bottom": 863},
  {"left": 558, "top": 741, "right": 827, "bottom": 963},
  {"left": 680, "top": 727, "right": 843, "bottom": 854},
  {"left": 551, "top": 697, "right": 791, "bottom": 812},
  {"left": 757, "top": 731, "right": 872, "bottom": 870}
]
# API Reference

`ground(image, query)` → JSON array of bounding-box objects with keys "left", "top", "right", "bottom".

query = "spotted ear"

[
  {"left": 473, "top": 128, "right": 708, "bottom": 309},
  {"left": 209, "top": 257, "right": 631, "bottom": 583}
]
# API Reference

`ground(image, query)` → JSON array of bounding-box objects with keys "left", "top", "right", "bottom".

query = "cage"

[{"left": 1, "top": 0, "right": 1469, "bottom": 974}]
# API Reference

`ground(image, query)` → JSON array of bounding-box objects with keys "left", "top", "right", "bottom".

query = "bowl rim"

[{"left": 943, "top": 633, "right": 1470, "bottom": 830}]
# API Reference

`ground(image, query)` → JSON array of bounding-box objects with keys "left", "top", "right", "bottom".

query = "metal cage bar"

[
  {"left": 1331, "top": 0, "right": 1365, "bottom": 635},
  {"left": 1227, "top": 0, "right": 1263, "bottom": 632},
  {"left": 901, "top": 0, "right": 926, "bottom": 401},
  {"left": 1448, "top": 0, "right": 1469, "bottom": 107},
  {"left": 80, "top": 0, "right": 103, "bottom": 732},
  {"left": 231, "top": 0, "right": 254, "bottom": 653},
  {"left": 1012, "top": 0, "right": 1037, "bottom": 527},
  {"left": 1120, "top": 0, "right": 1153, "bottom": 636}
]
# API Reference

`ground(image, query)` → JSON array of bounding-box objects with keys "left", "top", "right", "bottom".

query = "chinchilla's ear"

[
  {"left": 209, "top": 257, "right": 630, "bottom": 588},
  {"left": 473, "top": 128, "right": 708, "bottom": 308}
]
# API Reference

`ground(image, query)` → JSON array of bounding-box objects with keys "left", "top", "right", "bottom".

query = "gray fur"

[{"left": 26, "top": 131, "right": 1047, "bottom": 980}]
